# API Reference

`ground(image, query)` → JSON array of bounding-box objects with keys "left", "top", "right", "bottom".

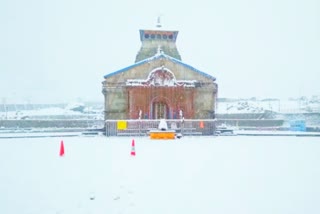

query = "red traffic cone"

[
  {"left": 130, "top": 139, "right": 136, "bottom": 156},
  {"left": 59, "top": 140, "right": 65, "bottom": 157}
]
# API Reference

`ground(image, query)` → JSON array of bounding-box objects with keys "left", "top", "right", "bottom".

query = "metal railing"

[{"left": 104, "top": 119, "right": 217, "bottom": 137}]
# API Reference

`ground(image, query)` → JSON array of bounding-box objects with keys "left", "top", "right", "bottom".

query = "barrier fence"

[{"left": 105, "top": 119, "right": 217, "bottom": 137}]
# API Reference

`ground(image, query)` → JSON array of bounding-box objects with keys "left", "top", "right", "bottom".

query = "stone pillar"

[{"left": 101, "top": 83, "right": 108, "bottom": 134}]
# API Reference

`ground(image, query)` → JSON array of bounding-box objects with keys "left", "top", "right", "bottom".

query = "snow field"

[{"left": 1, "top": 136, "right": 320, "bottom": 214}]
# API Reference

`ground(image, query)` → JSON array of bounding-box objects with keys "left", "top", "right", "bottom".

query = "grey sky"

[{"left": 1, "top": 0, "right": 319, "bottom": 104}]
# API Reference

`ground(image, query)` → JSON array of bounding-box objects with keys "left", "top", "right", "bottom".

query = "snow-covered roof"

[
  {"left": 125, "top": 66, "right": 199, "bottom": 87},
  {"left": 103, "top": 52, "right": 216, "bottom": 81}
]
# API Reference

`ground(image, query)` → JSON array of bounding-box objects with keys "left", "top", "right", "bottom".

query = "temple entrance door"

[{"left": 152, "top": 102, "right": 168, "bottom": 119}]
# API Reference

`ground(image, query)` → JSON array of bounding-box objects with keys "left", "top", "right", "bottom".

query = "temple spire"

[
  {"left": 156, "top": 15, "right": 162, "bottom": 28},
  {"left": 135, "top": 16, "right": 181, "bottom": 62}
]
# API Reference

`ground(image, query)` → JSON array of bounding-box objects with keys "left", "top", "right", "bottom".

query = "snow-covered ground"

[
  {"left": 1, "top": 136, "right": 320, "bottom": 214},
  {"left": 217, "top": 98, "right": 320, "bottom": 114},
  {"left": 0, "top": 104, "right": 104, "bottom": 120}
]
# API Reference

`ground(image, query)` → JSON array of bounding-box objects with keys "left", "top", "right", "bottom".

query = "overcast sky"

[{"left": 1, "top": 0, "right": 319, "bottom": 104}]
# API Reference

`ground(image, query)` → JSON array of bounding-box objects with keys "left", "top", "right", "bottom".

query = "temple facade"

[{"left": 102, "top": 22, "right": 218, "bottom": 120}]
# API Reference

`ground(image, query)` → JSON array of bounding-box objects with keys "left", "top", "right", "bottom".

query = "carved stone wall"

[
  {"left": 102, "top": 58, "right": 218, "bottom": 120},
  {"left": 126, "top": 86, "right": 194, "bottom": 119}
]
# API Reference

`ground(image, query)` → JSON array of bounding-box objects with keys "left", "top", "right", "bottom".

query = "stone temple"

[{"left": 102, "top": 20, "right": 218, "bottom": 120}]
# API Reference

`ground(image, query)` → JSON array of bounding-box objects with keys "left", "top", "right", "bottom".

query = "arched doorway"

[{"left": 152, "top": 101, "right": 169, "bottom": 119}]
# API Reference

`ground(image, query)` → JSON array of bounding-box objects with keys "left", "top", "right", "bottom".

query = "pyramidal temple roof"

[{"left": 104, "top": 52, "right": 216, "bottom": 81}]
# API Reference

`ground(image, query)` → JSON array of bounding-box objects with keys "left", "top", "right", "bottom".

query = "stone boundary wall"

[
  {"left": 216, "top": 119, "right": 284, "bottom": 128},
  {"left": 0, "top": 120, "right": 104, "bottom": 129},
  {"left": 0, "top": 119, "right": 284, "bottom": 129}
]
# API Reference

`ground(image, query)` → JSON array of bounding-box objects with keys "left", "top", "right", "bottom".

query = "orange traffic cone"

[
  {"left": 130, "top": 139, "right": 136, "bottom": 156},
  {"left": 59, "top": 140, "right": 65, "bottom": 157},
  {"left": 199, "top": 121, "right": 204, "bottom": 129}
]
